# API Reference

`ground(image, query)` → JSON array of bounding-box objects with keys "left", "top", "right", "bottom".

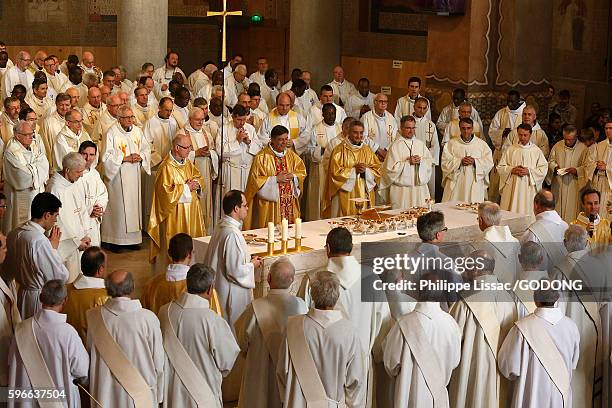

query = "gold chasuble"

[
  {"left": 323, "top": 140, "right": 381, "bottom": 217},
  {"left": 244, "top": 145, "right": 307, "bottom": 229},
  {"left": 148, "top": 154, "right": 205, "bottom": 261}
]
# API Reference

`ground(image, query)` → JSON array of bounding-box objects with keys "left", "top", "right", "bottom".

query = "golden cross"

[{"left": 207, "top": 0, "right": 243, "bottom": 62}]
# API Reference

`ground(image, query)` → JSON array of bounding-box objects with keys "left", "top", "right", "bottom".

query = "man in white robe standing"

[
  {"left": 79, "top": 140, "right": 107, "bottom": 247},
  {"left": 235, "top": 257, "right": 308, "bottom": 408},
  {"left": 548, "top": 124, "right": 594, "bottom": 222},
  {"left": 203, "top": 190, "right": 262, "bottom": 331},
  {"left": 90, "top": 93, "right": 119, "bottom": 145},
  {"left": 81, "top": 86, "right": 105, "bottom": 136},
  {"left": 307, "top": 85, "right": 347, "bottom": 129},
  {"left": 592, "top": 120, "right": 612, "bottom": 217},
  {"left": 101, "top": 105, "right": 151, "bottom": 250},
  {"left": 383, "top": 272, "right": 461, "bottom": 408},
  {"left": 160, "top": 263, "right": 239, "bottom": 408},
  {"left": 394, "top": 76, "right": 432, "bottom": 122},
  {"left": 441, "top": 118, "right": 494, "bottom": 203},
  {"left": 131, "top": 85, "right": 156, "bottom": 129},
  {"left": 488, "top": 90, "right": 525, "bottom": 202},
  {"left": 257, "top": 92, "right": 310, "bottom": 156},
  {"left": 277, "top": 271, "right": 366, "bottom": 408},
  {"left": 552, "top": 225, "right": 604, "bottom": 408},
  {"left": 471, "top": 202, "right": 520, "bottom": 285},
  {"left": 24, "top": 78, "right": 53, "bottom": 120},
  {"left": 0, "top": 96, "right": 21, "bottom": 144},
  {"left": 497, "top": 123, "right": 548, "bottom": 216},
  {"left": 177, "top": 107, "right": 218, "bottom": 233},
  {"left": 53, "top": 109, "right": 92, "bottom": 171},
  {"left": 3, "top": 120, "right": 48, "bottom": 232},
  {"left": 5, "top": 192, "right": 68, "bottom": 319},
  {"left": 87, "top": 270, "right": 164, "bottom": 408},
  {"left": 40, "top": 93, "right": 71, "bottom": 166},
  {"left": 380, "top": 115, "right": 433, "bottom": 208},
  {"left": 442, "top": 102, "right": 484, "bottom": 146},
  {"left": 8, "top": 280, "right": 89, "bottom": 408},
  {"left": 501, "top": 105, "right": 550, "bottom": 158},
  {"left": 436, "top": 88, "right": 484, "bottom": 136},
  {"left": 216, "top": 104, "right": 258, "bottom": 199},
  {"left": 498, "top": 289, "right": 580, "bottom": 408},
  {"left": 346, "top": 77, "right": 375, "bottom": 119},
  {"left": 521, "top": 190, "right": 569, "bottom": 270},
  {"left": 413, "top": 97, "right": 440, "bottom": 198},
  {"left": 327, "top": 65, "right": 357, "bottom": 107},
  {"left": 298, "top": 227, "right": 390, "bottom": 406},
  {"left": 170, "top": 87, "right": 191, "bottom": 129},
  {"left": 4, "top": 51, "right": 34, "bottom": 95},
  {"left": 152, "top": 51, "right": 186, "bottom": 96},
  {"left": 448, "top": 250, "right": 519, "bottom": 408},
  {"left": 46, "top": 152, "right": 91, "bottom": 283},
  {"left": 361, "top": 93, "right": 398, "bottom": 162}
]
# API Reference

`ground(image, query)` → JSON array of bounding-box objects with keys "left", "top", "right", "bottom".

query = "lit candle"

[
  {"left": 267, "top": 222, "right": 275, "bottom": 243},
  {"left": 295, "top": 218, "right": 302, "bottom": 239},
  {"left": 281, "top": 218, "right": 289, "bottom": 241}
]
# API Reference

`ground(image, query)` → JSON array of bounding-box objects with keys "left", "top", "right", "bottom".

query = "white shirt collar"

[
  {"left": 414, "top": 301, "right": 442, "bottom": 318},
  {"left": 166, "top": 263, "right": 190, "bottom": 281},
  {"left": 269, "top": 145, "right": 286, "bottom": 157},
  {"left": 307, "top": 308, "right": 343, "bottom": 328},
  {"left": 535, "top": 210, "right": 565, "bottom": 225}
]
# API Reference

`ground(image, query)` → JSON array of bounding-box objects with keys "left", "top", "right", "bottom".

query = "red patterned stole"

[{"left": 274, "top": 155, "right": 295, "bottom": 222}]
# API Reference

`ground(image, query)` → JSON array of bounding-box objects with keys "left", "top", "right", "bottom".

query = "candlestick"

[
  {"left": 281, "top": 239, "right": 288, "bottom": 254},
  {"left": 267, "top": 222, "right": 275, "bottom": 244},
  {"left": 295, "top": 237, "right": 302, "bottom": 251},
  {"left": 267, "top": 242, "right": 274, "bottom": 256},
  {"left": 295, "top": 218, "right": 302, "bottom": 239},
  {"left": 281, "top": 219, "right": 288, "bottom": 241}
]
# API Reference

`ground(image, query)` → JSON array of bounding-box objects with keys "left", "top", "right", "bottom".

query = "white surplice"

[
  {"left": 394, "top": 94, "right": 432, "bottom": 123},
  {"left": 346, "top": 92, "right": 375, "bottom": 119},
  {"left": 498, "top": 307, "right": 580, "bottom": 408},
  {"left": 2, "top": 138, "right": 48, "bottom": 233},
  {"left": 380, "top": 135, "right": 432, "bottom": 208},
  {"left": 100, "top": 123, "right": 151, "bottom": 245},
  {"left": 592, "top": 139, "right": 612, "bottom": 218},
  {"left": 471, "top": 225, "right": 520, "bottom": 285},
  {"left": 235, "top": 289, "right": 308, "bottom": 408},
  {"left": 327, "top": 79, "right": 357, "bottom": 106},
  {"left": 361, "top": 110, "right": 398, "bottom": 152},
  {"left": 87, "top": 297, "right": 164, "bottom": 408},
  {"left": 308, "top": 121, "right": 342, "bottom": 220},
  {"left": 383, "top": 302, "right": 461, "bottom": 408},
  {"left": 436, "top": 102, "right": 484, "bottom": 136},
  {"left": 441, "top": 135, "right": 494, "bottom": 203},
  {"left": 40, "top": 111, "right": 66, "bottom": 167},
  {"left": 46, "top": 173, "right": 90, "bottom": 283},
  {"left": 497, "top": 142, "right": 548, "bottom": 216},
  {"left": 81, "top": 101, "right": 106, "bottom": 136},
  {"left": 5, "top": 221, "right": 69, "bottom": 319},
  {"left": 203, "top": 215, "right": 255, "bottom": 332},
  {"left": 53, "top": 126, "right": 92, "bottom": 171},
  {"left": 216, "top": 121, "right": 257, "bottom": 197},
  {"left": 521, "top": 210, "right": 569, "bottom": 270},
  {"left": 448, "top": 275, "right": 519, "bottom": 408},
  {"left": 8, "top": 309, "right": 88, "bottom": 408},
  {"left": 276, "top": 309, "right": 367, "bottom": 408},
  {"left": 160, "top": 293, "right": 239, "bottom": 408}
]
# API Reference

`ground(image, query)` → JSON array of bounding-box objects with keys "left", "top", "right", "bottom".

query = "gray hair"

[
  {"left": 116, "top": 104, "right": 132, "bottom": 118},
  {"left": 105, "top": 272, "right": 135, "bottom": 297},
  {"left": 478, "top": 201, "right": 501, "bottom": 227},
  {"left": 564, "top": 225, "right": 588, "bottom": 253},
  {"left": 62, "top": 152, "right": 86, "bottom": 171},
  {"left": 40, "top": 279, "right": 67, "bottom": 306},
  {"left": 83, "top": 72, "right": 99, "bottom": 87},
  {"left": 311, "top": 271, "right": 340, "bottom": 309},
  {"left": 458, "top": 101, "right": 473, "bottom": 111},
  {"left": 189, "top": 106, "right": 205, "bottom": 119},
  {"left": 269, "top": 257, "right": 295, "bottom": 289},
  {"left": 234, "top": 64, "right": 247, "bottom": 75},
  {"left": 186, "top": 263, "right": 215, "bottom": 294},
  {"left": 65, "top": 109, "right": 82, "bottom": 122},
  {"left": 106, "top": 94, "right": 121, "bottom": 106},
  {"left": 519, "top": 241, "right": 545, "bottom": 270},
  {"left": 13, "top": 120, "right": 33, "bottom": 135}
]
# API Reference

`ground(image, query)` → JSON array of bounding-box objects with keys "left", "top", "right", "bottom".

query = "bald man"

[
  {"left": 80, "top": 51, "right": 102, "bottom": 82},
  {"left": 81, "top": 86, "right": 106, "bottom": 136},
  {"left": 148, "top": 133, "right": 205, "bottom": 273},
  {"left": 502, "top": 105, "right": 550, "bottom": 158},
  {"left": 91, "top": 94, "right": 120, "bottom": 145},
  {"left": 225, "top": 64, "right": 249, "bottom": 109},
  {"left": 87, "top": 270, "right": 164, "bottom": 408},
  {"left": 28, "top": 50, "right": 47, "bottom": 74},
  {"left": 235, "top": 257, "right": 308, "bottom": 408},
  {"left": 257, "top": 92, "right": 310, "bottom": 156},
  {"left": 327, "top": 65, "right": 357, "bottom": 107},
  {"left": 4, "top": 51, "right": 34, "bottom": 95}
]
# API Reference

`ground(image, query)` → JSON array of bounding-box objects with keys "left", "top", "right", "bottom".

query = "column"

[
  {"left": 117, "top": 0, "right": 168, "bottom": 80},
  {"left": 289, "top": 0, "right": 342, "bottom": 91}
]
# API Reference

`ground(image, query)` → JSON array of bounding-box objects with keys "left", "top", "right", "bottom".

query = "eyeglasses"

[
  {"left": 402, "top": 126, "right": 416, "bottom": 130},
  {"left": 375, "top": 100, "right": 388, "bottom": 104},
  {"left": 119, "top": 115, "right": 135, "bottom": 120},
  {"left": 177, "top": 144, "right": 193, "bottom": 150},
  {"left": 439, "top": 227, "right": 448, "bottom": 233},
  {"left": 16, "top": 132, "right": 34, "bottom": 137},
  {"left": 67, "top": 119, "right": 83, "bottom": 123}
]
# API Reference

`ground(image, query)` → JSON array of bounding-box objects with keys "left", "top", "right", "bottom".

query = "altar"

[{"left": 193, "top": 202, "right": 532, "bottom": 297}]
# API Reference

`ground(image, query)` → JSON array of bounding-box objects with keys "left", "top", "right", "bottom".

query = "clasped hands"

[
  {"left": 461, "top": 156, "right": 475, "bottom": 166},
  {"left": 123, "top": 153, "right": 142, "bottom": 164},
  {"left": 277, "top": 171, "right": 294, "bottom": 184},
  {"left": 511, "top": 166, "right": 530, "bottom": 177}
]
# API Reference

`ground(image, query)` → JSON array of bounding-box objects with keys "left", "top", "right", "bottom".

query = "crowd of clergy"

[{"left": 0, "top": 45, "right": 611, "bottom": 407}]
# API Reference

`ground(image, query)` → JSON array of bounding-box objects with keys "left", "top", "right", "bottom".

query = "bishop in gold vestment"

[
  {"left": 148, "top": 134, "right": 205, "bottom": 269},
  {"left": 324, "top": 120, "right": 381, "bottom": 217},
  {"left": 244, "top": 125, "right": 306, "bottom": 229}
]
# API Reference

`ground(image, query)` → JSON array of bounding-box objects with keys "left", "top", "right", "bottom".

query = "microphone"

[{"left": 588, "top": 213, "right": 596, "bottom": 237}]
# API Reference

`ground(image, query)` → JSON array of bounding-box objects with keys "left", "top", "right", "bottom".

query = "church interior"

[{"left": 0, "top": 0, "right": 611, "bottom": 407}]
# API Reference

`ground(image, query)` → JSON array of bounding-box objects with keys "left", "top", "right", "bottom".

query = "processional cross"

[
  {"left": 207, "top": 0, "right": 242, "bottom": 62},
  {"left": 207, "top": 0, "right": 242, "bottom": 218}
]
